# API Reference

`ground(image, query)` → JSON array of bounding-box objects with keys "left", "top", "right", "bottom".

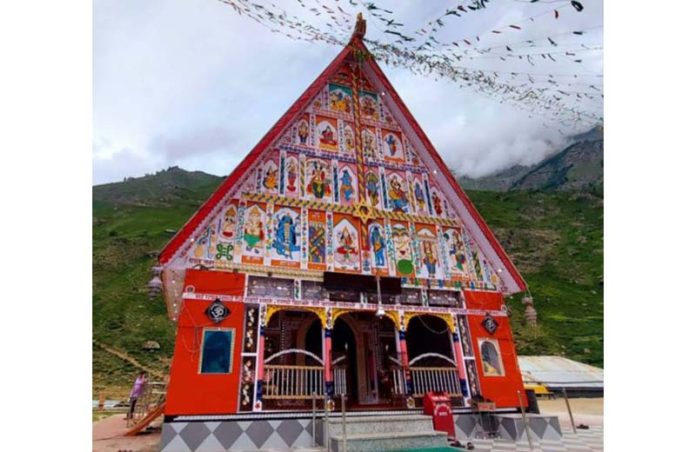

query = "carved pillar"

[
  {"left": 254, "top": 325, "right": 265, "bottom": 411},
  {"left": 324, "top": 327, "right": 334, "bottom": 397},
  {"left": 451, "top": 329, "right": 469, "bottom": 398},
  {"left": 398, "top": 314, "right": 413, "bottom": 394}
]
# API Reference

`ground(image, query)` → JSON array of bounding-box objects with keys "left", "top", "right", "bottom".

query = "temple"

[{"left": 156, "top": 14, "right": 532, "bottom": 451}]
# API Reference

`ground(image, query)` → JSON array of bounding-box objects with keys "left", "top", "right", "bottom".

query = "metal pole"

[
  {"left": 562, "top": 387, "right": 577, "bottom": 434},
  {"left": 341, "top": 393, "right": 347, "bottom": 452},
  {"left": 312, "top": 392, "right": 317, "bottom": 446},
  {"left": 324, "top": 396, "right": 329, "bottom": 451},
  {"left": 517, "top": 390, "right": 535, "bottom": 452}
]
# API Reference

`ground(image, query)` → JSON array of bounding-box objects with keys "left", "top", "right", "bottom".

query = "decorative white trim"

[
  {"left": 264, "top": 348, "right": 324, "bottom": 365},
  {"left": 409, "top": 352, "right": 456, "bottom": 367}
]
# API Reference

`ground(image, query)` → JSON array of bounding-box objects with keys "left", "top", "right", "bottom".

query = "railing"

[
  {"left": 334, "top": 366, "right": 347, "bottom": 396},
  {"left": 128, "top": 381, "right": 166, "bottom": 428},
  {"left": 264, "top": 365, "right": 324, "bottom": 399},
  {"left": 410, "top": 367, "right": 461, "bottom": 397}
]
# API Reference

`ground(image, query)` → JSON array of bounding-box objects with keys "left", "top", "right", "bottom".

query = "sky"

[{"left": 93, "top": 0, "right": 603, "bottom": 185}]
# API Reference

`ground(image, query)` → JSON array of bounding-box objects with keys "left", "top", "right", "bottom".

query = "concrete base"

[{"left": 453, "top": 413, "right": 562, "bottom": 441}]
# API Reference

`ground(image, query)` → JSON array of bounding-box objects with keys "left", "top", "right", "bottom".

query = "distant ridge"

[
  {"left": 458, "top": 125, "right": 603, "bottom": 192},
  {"left": 93, "top": 166, "right": 224, "bottom": 206}
]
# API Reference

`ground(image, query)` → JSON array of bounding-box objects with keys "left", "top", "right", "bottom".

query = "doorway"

[{"left": 332, "top": 317, "right": 358, "bottom": 403}]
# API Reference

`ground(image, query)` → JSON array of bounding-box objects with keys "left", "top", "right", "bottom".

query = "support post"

[
  {"left": 341, "top": 393, "right": 347, "bottom": 452},
  {"left": 517, "top": 390, "right": 535, "bottom": 451},
  {"left": 562, "top": 387, "right": 577, "bottom": 434},
  {"left": 398, "top": 329, "right": 413, "bottom": 394},
  {"left": 254, "top": 325, "right": 265, "bottom": 411},
  {"left": 451, "top": 331, "right": 469, "bottom": 398},
  {"left": 324, "top": 327, "right": 334, "bottom": 397}
]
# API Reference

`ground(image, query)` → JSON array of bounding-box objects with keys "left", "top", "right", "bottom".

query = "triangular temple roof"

[{"left": 158, "top": 17, "right": 526, "bottom": 295}]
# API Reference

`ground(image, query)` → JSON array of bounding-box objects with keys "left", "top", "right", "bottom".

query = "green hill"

[{"left": 92, "top": 167, "right": 603, "bottom": 397}]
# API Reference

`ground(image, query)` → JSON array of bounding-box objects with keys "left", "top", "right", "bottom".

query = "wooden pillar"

[
  {"left": 324, "top": 327, "right": 334, "bottom": 397},
  {"left": 451, "top": 330, "right": 469, "bottom": 398},
  {"left": 254, "top": 325, "right": 266, "bottom": 411},
  {"left": 398, "top": 329, "right": 413, "bottom": 394}
]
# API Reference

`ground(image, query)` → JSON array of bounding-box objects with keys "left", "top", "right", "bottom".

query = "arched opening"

[
  {"left": 406, "top": 315, "right": 453, "bottom": 365},
  {"left": 332, "top": 317, "right": 358, "bottom": 403}
]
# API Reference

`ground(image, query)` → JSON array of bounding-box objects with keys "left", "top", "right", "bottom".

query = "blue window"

[{"left": 200, "top": 329, "right": 234, "bottom": 374}]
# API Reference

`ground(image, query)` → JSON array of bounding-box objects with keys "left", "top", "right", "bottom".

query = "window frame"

[
  {"left": 477, "top": 337, "right": 505, "bottom": 377},
  {"left": 198, "top": 327, "right": 235, "bottom": 375}
]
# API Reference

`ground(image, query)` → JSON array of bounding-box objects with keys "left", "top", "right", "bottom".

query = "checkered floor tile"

[{"left": 461, "top": 426, "right": 603, "bottom": 452}]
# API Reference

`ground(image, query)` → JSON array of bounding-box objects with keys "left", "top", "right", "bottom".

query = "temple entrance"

[{"left": 332, "top": 317, "right": 358, "bottom": 403}]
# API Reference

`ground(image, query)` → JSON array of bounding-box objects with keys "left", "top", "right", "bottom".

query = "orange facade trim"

[{"left": 164, "top": 270, "right": 246, "bottom": 415}]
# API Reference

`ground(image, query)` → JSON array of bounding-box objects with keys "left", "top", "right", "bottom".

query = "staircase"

[{"left": 324, "top": 414, "right": 448, "bottom": 452}]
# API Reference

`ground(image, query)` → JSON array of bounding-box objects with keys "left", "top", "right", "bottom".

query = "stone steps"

[
  {"left": 324, "top": 414, "right": 448, "bottom": 451},
  {"left": 329, "top": 431, "right": 449, "bottom": 452},
  {"left": 325, "top": 414, "right": 435, "bottom": 436}
]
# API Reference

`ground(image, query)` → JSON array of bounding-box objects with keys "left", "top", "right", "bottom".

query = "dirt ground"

[{"left": 92, "top": 398, "right": 604, "bottom": 451}]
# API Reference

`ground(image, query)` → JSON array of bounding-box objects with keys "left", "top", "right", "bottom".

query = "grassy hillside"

[{"left": 92, "top": 169, "right": 603, "bottom": 397}]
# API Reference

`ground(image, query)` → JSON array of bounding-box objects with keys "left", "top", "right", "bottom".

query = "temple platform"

[{"left": 160, "top": 410, "right": 562, "bottom": 451}]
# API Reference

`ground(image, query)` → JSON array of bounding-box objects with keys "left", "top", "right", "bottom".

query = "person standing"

[{"left": 126, "top": 371, "right": 147, "bottom": 421}]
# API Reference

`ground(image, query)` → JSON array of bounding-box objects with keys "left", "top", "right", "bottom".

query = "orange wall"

[
  {"left": 164, "top": 270, "right": 246, "bottom": 416},
  {"left": 468, "top": 313, "right": 527, "bottom": 408}
]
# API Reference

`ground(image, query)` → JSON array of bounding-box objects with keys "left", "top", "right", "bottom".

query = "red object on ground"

[{"left": 423, "top": 391, "right": 455, "bottom": 438}]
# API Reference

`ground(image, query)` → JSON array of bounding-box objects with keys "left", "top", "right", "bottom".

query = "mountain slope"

[
  {"left": 92, "top": 168, "right": 603, "bottom": 397},
  {"left": 458, "top": 126, "right": 603, "bottom": 192}
]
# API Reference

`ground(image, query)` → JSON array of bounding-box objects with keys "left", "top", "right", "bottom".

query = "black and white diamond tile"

[
  {"left": 464, "top": 426, "right": 603, "bottom": 452},
  {"left": 161, "top": 418, "right": 316, "bottom": 451}
]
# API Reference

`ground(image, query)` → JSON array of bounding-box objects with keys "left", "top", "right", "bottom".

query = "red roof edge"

[
  {"left": 355, "top": 40, "right": 527, "bottom": 293},
  {"left": 158, "top": 41, "right": 357, "bottom": 264}
]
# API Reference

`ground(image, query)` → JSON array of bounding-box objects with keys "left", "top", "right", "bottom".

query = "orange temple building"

[{"left": 155, "top": 15, "right": 547, "bottom": 452}]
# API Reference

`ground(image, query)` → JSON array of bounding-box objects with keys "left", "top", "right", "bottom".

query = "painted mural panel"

[
  {"left": 391, "top": 222, "right": 414, "bottom": 277},
  {"left": 307, "top": 210, "right": 327, "bottom": 271},
  {"left": 260, "top": 159, "right": 279, "bottom": 194},
  {"left": 416, "top": 226, "right": 443, "bottom": 279},
  {"left": 332, "top": 214, "right": 360, "bottom": 272},
  {"left": 478, "top": 338, "right": 505, "bottom": 377},
  {"left": 382, "top": 129, "right": 405, "bottom": 163},
  {"left": 359, "top": 91, "right": 380, "bottom": 122},
  {"left": 284, "top": 155, "right": 300, "bottom": 197},
  {"left": 442, "top": 228, "right": 470, "bottom": 278},
  {"left": 315, "top": 115, "right": 339, "bottom": 152},
  {"left": 386, "top": 172, "right": 410, "bottom": 213},
  {"left": 241, "top": 203, "right": 266, "bottom": 265},
  {"left": 293, "top": 113, "right": 311, "bottom": 147},
  {"left": 365, "top": 170, "right": 382, "bottom": 208},
  {"left": 191, "top": 223, "right": 217, "bottom": 262},
  {"left": 361, "top": 126, "right": 378, "bottom": 160},
  {"left": 305, "top": 159, "right": 332, "bottom": 201},
  {"left": 270, "top": 206, "right": 301, "bottom": 268},
  {"left": 368, "top": 221, "right": 389, "bottom": 275},
  {"left": 341, "top": 122, "right": 356, "bottom": 155},
  {"left": 328, "top": 84, "right": 352, "bottom": 115},
  {"left": 337, "top": 164, "right": 358, "bottom": 205}
]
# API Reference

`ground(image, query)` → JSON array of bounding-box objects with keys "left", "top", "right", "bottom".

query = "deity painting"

[
  {"left": 432, "top": 190, "right": 444, "bottom": 216},
  {"left": 316, "top": 117, "right": 339, "bottom": 152},
  {"left": 308, "top": 221, "right": 326, "bottom": 265},
  {"left": 333, "top": 220, "right": 359, "bottom": 270},
  {"left": 329, "top": 84, "right": 352, "bottom": 114},
  {"left": 295, "top": 118, "right": 309, "bottom": 146},
  {"left": 339, "top": 168, "right": 355, "bottom": 203},
  {"left": 418, "top": 229, "right": 440, "bottom": 279},
  {"left": 444, "top": 229, "right": 468, "bottom": 275},
  {"left": 342, "top": 124, "right": 355, "bottom": 154},
  {"left": 391, "top": 224, "right": 413, "bottom": 276},
  {"left": 271, "top": 209, "right": 300, "bottom": 260},
  {"left": 360, "top": 92, "right": 379, "bottom": 121},
  {"left": 366, "top": 172, "right": 381, "bottom": 207},
  {"left": 220, "top": 206, "right": 237, "bottom": 241},
  {"left": 285, "top": 157, "right": 298, "bottom": 194},
  {"left": 361, "top": 128, "right": 377, "bottom": 159},
  {"left": 471, "top": 248, "right": 484, "bottom": 281},
  {"left": 242, "top": 206, "right": 265, "bottom": 254},
  {"left": 383, "top": 132, "right": 404, "bottom": 161},
  {"left": 193, "top": 224, "right": 216, "bottom": 260},
  {"left": 413, "top": 181, "right": 427, "bottom": 214},
  {"left": 369, "top": 224, "right": 387, "bottom": 268},
  {"left": 479, "top": 339, "right": 504, "bottom": 377},
  {"left": 387, "top": 175, "right": 409, "bottom": 213},
  {"left": 262, "top": 163, "right": 278, "bottom": 192},
  {"left": 306, "top": 160, "right": 331, "bottom": 200}
]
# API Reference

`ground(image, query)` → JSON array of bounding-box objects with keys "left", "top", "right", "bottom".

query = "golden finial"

[{"left": 353, "top": 12, "right": 366, "bottom": 39}]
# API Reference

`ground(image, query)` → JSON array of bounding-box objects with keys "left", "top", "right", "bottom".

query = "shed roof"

[{"left": 518, "top": 355, "right": 603, "bottom": 388}]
